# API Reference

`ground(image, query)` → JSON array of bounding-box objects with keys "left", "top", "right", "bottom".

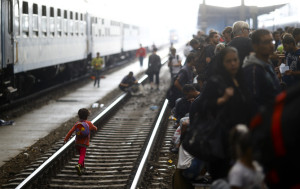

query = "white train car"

[
  {"left": 89, "top": 16, "right": 123, "bottom": 57},
  {"left": 13, "top": 0, "right": 89, "bottom": 73},
  {"left": 0, "top": 0, "right": 169, "bottom": 103}
]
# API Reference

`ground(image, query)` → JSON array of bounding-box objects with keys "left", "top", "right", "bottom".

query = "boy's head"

[
  {"left": 182, "top": 84, "right": 198, "bottom": 100},
  {"left": 282, "top": 35, "right": 296, "bottom": 52},
  {"left": 78, "top": 108, "right": 90, "bottom": 120},
  {"left": 230, "top": 124, "right": 252, "bottom": 159}
]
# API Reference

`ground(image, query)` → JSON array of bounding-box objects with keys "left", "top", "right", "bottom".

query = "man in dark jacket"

[
  {"left": 167, "top": 53, "right": 196, "bottom": 109},
  {"left": 147, "top": 48, "right": 161, "bottom": 90},
  {"left": 228, "top": 21, "right": 253, "bottom": 66},
  {"left": 243, "top": 29, "right": 281, "bottom": 111}
]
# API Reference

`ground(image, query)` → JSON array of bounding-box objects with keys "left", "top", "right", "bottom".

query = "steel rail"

[
  {"left": 15, "top": 75, "right": 148, "bottom": 189},
  {"left": 15, "top": 56, "right": 169, "bottom": 189},
  {"left": 130, "top": 99, "right": 169, "bottom": 189}
]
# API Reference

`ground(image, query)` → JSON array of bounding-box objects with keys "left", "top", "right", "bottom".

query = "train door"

[{"left": 1, "top": 0, "right": 14, "bottom": 69}]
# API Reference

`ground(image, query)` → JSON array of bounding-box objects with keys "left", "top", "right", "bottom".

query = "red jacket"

[
  {"left": 64, "top": 120, "right": 97, "bottom": 146},
  {"left": 136, "top": 47, "right": 146, "bottom": 57}
]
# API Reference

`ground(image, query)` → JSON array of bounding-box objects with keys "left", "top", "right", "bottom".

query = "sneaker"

[{"left": 75, "top": 164, "right": 82, "bottom": 176}]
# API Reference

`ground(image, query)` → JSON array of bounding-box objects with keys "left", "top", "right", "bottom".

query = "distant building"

[{"left": 197, "top": 0, "right": 285, "bottom": 33}]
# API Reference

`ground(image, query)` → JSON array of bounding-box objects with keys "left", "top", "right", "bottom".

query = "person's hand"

[
  {"left": 224, "top": 87, "right": 234, "bottom": 100},
  {"left": 217, "top": 87, "right": 234, "bottom": 105}
]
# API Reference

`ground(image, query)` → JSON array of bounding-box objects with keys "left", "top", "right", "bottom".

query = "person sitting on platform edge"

[
  {"left": 119, "top": 71, "right": 138, "bottom": 92},
  {"left": 64, "top": 108, "right": 98, "bottom": 176}
]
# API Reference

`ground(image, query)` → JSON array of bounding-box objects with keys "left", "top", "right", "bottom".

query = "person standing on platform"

[
  {"left": 147, "top": 48, "right": 161, "bottom": 90},
  {"left": 136, "top": 44, "right": 147, "bottom": 67},
  {"left": 64, "top": 108, "right": 98, "bottom": 175},
  {"left": 281, "top": 35, "right": 300, "bottom": 88},
  {"left": 228, "top": 21, "right": 253, "bottom": 66},
  {"left": 168, "top": 48, "right": 182, "bottom": 80},
  {"left": 243, "top": 29, "right": 281, "bottom": 111},
  {"left": 91, "top": 52, "right": 104, "bottom": 88},
  {"left": 222, "top": 26, "right": 233, "bottom": 45}
]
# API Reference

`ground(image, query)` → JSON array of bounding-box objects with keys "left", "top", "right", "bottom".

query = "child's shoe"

[
  {"left": 75, "top": 164, "right": 82, "bottom": 176},
  {"left": 81, "top": 167, "right": 87, "bottom": 175}
]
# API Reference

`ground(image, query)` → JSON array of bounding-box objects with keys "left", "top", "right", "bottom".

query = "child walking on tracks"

[{"left": 64, "top": 108, "right": 97, "bottom": 175}]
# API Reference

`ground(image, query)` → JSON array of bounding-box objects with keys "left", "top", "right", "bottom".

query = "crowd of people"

[{"left": 168, "top": 21, "right": 300, "bottom": 189}]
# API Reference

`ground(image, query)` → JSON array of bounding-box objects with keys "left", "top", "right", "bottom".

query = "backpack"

[
  {"left": 168, "top": 55, "right": 179, "bottom": 67},
  {"left": 250, "top": 83, "right": 300, "bottom": 188},
  {"left": 75, "top": 121, "right": 90, "bottom": 138},
  {"left": 166, "top": 69, "right": 188, "bottom": 109}
]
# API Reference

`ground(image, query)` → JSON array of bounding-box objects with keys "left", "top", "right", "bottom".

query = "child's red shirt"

[{"left": 64, "top": 120, "right": 97, "bottom": 146}]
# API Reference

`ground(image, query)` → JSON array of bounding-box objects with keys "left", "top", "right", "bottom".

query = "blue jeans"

[{"left": 182, "top": 158, "right": 204, "bottom": 180}]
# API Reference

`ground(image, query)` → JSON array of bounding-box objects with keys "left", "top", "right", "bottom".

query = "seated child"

[{"left": 228, "top": 124, "right": 266, "bottom": 189}]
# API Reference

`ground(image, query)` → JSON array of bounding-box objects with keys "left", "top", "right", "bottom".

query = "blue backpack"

[{"left": 75, "top": 121, "right": 90, "bottom": 138}]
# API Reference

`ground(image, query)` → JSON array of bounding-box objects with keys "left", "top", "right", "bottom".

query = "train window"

[
  {"left": 69, "top": 11, "right": 74, "bottom": 36},
  {"left": 42, "top": 5, "right": 46, "bottom": 16},
  {"left": 33, "top": 4, "right": 38, "bottom": 14},
  {"left": 80, "top": 13, "right": 84, "bottom": 35},
  {"left": 57, "top": 9, "right": 62, "bottom": 36},
  {"left": 50, "top": 7, "right": 54, "bottom": 17},
  {"left": 14, "top": 2, "right": 20, "bottom": 36},
  {"left": 41, "top": 5, "right": 47, "bottom": 37},
  {"left": 22, "top": 1, "right": 28, "bottom": 14},
  {"left": 7, "top": 0, "right": 13, "bottom": 34},
  {"left": 57, "top": 9, "right": 61, "bottom": 17},
  {"left": 49, "top": 7, "right": 54, "bottom": 36},
  {"left": 63, "top": 10, "right": 68, "bottom": 36},
  {"left": 75, "top": 12, "right": 79, "bottom": 35},
  {"left": 22, "top": 1, "right": 29, "bottom": 36},
  {"left": 32, "top": 4, "right": 38, "bottom": 37}
]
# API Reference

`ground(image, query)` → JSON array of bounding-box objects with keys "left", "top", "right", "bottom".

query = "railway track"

[{"left": 2, "top": 70, "right": 173, "bottom": 189}]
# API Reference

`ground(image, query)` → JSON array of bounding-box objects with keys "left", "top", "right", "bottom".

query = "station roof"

[
  {"left": 200, "top": 4, "right": 286, "bottom": 18},
  {"left": 198, "top": 3, "right": 286, "bottom": 31}
]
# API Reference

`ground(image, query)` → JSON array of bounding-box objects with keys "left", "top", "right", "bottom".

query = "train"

[
  {"left": 0, "top": 0, "right": 169, "bottom": 104},
  {"left": 258, "top": 1, "right": 300, "bottom": 31}
]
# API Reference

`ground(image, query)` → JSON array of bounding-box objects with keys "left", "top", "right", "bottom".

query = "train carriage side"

[
  {"left": 0, "top": 0, "right": 89, "bottom": 103},
  {"left": 123, "top": 24, "right": 142, "bottom": 52},
  {"left": 89, "top": 16, "right": 124, "bottom": 68},
  {"left": 14, "top": 0, "right": 88, "bottom": 76},
  {"left": 1, "top": 0, "right": 16, "bottom": 102}
]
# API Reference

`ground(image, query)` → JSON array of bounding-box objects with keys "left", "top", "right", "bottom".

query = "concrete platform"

[{"left": 0, "top": 47, "right": 173, "bottom": 167}]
